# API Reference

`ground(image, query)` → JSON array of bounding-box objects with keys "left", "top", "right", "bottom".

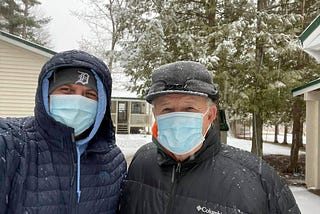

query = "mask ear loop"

[
  {"left": 202, "top": 106, "right": 213, "bottom": 137},
  {"left": 202, "top": 107, "right": 210, "bottom": 117}
]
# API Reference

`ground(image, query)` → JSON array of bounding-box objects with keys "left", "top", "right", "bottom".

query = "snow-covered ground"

[{"left": 116, "top": 134, "right": 319, "bottom": 214}]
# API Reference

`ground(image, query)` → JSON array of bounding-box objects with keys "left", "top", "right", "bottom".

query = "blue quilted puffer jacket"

[{"left": 0, "top": 50, "right": 127, "bottom": 214}]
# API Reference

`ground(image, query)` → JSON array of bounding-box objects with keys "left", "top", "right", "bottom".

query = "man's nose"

[{"left": 74, "top": 87, "right": 86, "bottom": 96}]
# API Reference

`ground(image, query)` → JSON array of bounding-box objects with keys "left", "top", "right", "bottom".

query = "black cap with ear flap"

[
  {"left": 146, "top": 61, "right": 219, "bottom": 103},
  {"left": 49, "top": 67, "right": 97, "bottom": 94}
]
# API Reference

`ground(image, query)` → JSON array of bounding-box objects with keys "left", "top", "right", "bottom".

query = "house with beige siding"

[
  {"left": 295, "top": 13, "right": 320, "bottom": 192},
  {"left": 292, "top": 80, "right": 320, "bottom": 192},
  {"left": 0, "top": 30, "right": 56, "bottom": 117},
  {"left": 0, "top": 30, "right": 152, "bottom": 133}
]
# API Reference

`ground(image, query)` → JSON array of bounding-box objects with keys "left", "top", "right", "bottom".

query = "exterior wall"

[
  {"left": 0, "top": 40, "right": 50, "bottom": 117},
  {"left": 304, "top": 91, "right": 320, "bottom": 190}
]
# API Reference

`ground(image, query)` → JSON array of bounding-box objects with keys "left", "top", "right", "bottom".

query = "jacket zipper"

[
  {"left": 166, "top": 162, "right": 181, "bottom": 214},
  {"left": 69, "top": 134, "right": 78, "bottom": 214}
]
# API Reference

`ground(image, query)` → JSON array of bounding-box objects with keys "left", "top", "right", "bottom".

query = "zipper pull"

[
  {"left": 71, "top": 133, "right": 75, "bottom": 143},
  {"left": 171, "top": 163, "right": 182, "bottom": 183},
  {"left": 171, "top": 165, "right": 175, "bottom": 183},
  {"left": 176, "top": 163, "right": 181, "bottom": 173}
]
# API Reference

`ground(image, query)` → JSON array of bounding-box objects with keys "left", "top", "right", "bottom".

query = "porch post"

[{"left": 304, "top": 91, "right": 320, "bottom": 190}]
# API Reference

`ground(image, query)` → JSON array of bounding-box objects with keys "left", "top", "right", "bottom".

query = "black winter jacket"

[
  {"left": 118, "top": 127, "right": 300, "bottom": 214},
  {"left": 0, "top": 50, "right": 126, "bottom": 214}
]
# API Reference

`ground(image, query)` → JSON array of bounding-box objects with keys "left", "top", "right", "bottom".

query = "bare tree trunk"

[
  {"left": 251, "top": 111, "right": 263, "bottom": 157},
  {"left": 251, "top": 0, "right": 265, "bottom": 158},
  {"left": 299, "top": 121, "right": 304, "bottom": 148},
  {"left": 274, "top": 124, "right": 279, "bottom": 143},
  {"left": 287, "top": 0, "right": 307, "bottom": 172},
  {"left": 282, "top": 125, "right": 288, "bottom": 144},
  {"left": 243, "top": 123, "right": 246, "bottom": 139},
  {"left": 288, "top": 98, "right": 303, "bottom": 172},
  {"left": 207, "top": 0, "right": 217, "bottom": 52},
  {"left": 22, "top": 0, "right": 30, "bottom": 39}
]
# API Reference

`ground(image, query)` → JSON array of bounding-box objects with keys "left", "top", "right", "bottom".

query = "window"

[{"left": 131, "top": 102, "right": 143, "bottom": 114}]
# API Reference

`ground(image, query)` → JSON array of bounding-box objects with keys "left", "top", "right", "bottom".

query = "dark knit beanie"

[
  {"left": 146, "top": 61, "right": 219, "bottom": 103},
  {"left": 49, "top": 67, "right": 97, "bottom": 93}
]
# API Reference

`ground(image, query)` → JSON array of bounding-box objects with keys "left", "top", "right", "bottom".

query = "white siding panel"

[{"left": 0, "top": 40, "right": 51, "bottom": 117}]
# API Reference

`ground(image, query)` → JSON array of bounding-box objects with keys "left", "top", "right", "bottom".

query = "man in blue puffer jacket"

[{"left": 0, "top": 50, "right": 127, "bottom": 213}]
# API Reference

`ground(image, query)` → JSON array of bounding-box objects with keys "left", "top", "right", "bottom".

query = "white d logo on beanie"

[{"left": 75, "top": 71, "right": 90, "bottom": 85}]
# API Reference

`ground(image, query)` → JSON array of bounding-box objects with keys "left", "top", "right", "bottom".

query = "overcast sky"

[{"left": 39, "top": 0, "right": 91, "bottom": 52}]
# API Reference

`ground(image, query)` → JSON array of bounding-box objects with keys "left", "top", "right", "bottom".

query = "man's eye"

[
  {"left": 161, "top": 108, "right": 172, "bottom": 114},
  {"left": 88, "top": 93, "right": 97, "bottom": 97},
  {"left": 60, "top": 87, "right": 71, "bottom": 92},
  {"left": 86, "top": 91, "right": 98, "bottom": 100},
  {"left": 186, "top": 107, "right": 196, "bottom": 112}
]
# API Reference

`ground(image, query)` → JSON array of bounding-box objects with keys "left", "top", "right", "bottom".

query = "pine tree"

[
  {"left": 0, "top": 0, "right": 50, "bottom": 46},
  {"left": 0, "top": 0, "right": 23, "bottom": 34},
  {"left": 94, "top": 0, "right": 319, "bottom": 160},
  {"left": 119, "top": 0, "right": 222, "bottom": 96}
]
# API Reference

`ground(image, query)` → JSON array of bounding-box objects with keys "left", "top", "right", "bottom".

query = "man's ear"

[{"left": 208, "top": 104, "right": 217, "bottom": 122}]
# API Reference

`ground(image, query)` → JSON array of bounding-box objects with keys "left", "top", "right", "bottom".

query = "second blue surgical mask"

[
  {"left": 156, "top": 110, "right": 208, "bottom": 155},
  {"left": 50, "top": 94, "right": 98, "bottom": 136}
]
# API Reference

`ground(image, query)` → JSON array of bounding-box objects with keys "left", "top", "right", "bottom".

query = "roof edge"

[
  {"left": 299, "top": 14, "right": 320, "bottom": 43},
  {"left": 0, "top": 30, "right": 56, "bottom": 56},
  {"left": 292, "top": 78, "right": 320, "bottom": 97}
]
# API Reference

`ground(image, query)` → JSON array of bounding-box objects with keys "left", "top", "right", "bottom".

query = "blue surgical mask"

[
  {"left": 156, "top": 110, "right": 208, "bottom": 155},
  {"left": 49, "top": 94, "right": 98, "bottom": 136}
]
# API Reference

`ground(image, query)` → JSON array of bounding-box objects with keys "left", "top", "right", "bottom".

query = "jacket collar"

[
  {"left": 35, "top": 112, "right": 75, "bottom": 150},
  {"left": 35, "top": 113, "right": 112, "bottom": 153}
]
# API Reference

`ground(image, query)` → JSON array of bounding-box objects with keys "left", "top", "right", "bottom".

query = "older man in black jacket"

[{"left": 118, "top": 61, "right": 300, "bottom": 214}]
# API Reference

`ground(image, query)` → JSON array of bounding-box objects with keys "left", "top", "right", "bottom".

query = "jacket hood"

[
  {"left": 34, "top": 50, "right": 116, "bottom": 202},
  {"left": 34, "top": 50, "right": 115, "bottom": 150}
]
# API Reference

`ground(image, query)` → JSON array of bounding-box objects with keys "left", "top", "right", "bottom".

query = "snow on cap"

[
  {"left": 49, "top": 67, "right": 97, "bottom": 93},
  {"left": 146, "top": 61, "right": 219, "bottom": 103}
]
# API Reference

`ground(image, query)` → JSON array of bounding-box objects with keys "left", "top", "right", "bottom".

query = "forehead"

[
  {"left": 153, "top": 94, "right": 207, "bottom": 106},
  {"left": 57, "top": 83, "right": 97, "bottom": 92}
]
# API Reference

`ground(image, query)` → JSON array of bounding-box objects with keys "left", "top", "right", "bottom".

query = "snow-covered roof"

[{"left": 299, "top": 14, "right": 320, "bottom": 62}]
